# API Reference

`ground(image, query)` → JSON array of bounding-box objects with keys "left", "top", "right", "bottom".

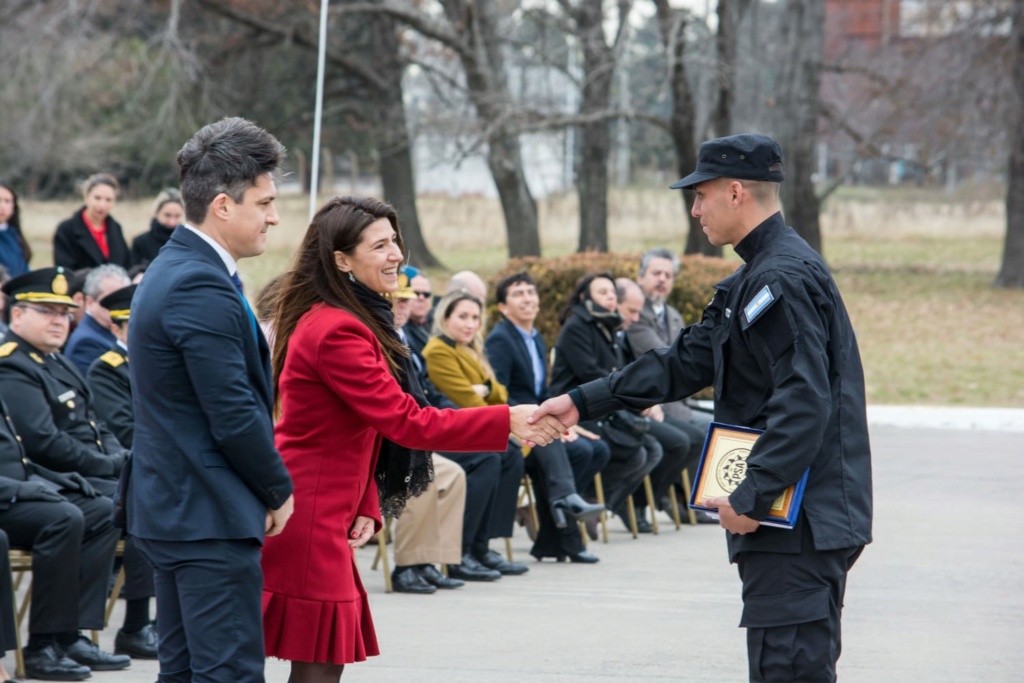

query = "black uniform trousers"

[
  {"left": 0, "top": 493, "right": 118, "bottom": 633},
  {"left": 89, "top": 477, "right": 155, "bottom": 602},
  {"left": 136, "top": 537, "right": 264, "bottom": 683},
  {"left": 0, "top": 531, "right": 17, "bottom": 652},
  {"left": 737, "top": 522, "right": 864, "bottom": 683},
  {"left": 438, "top": 449, "right": 502, "bottom": 555}
]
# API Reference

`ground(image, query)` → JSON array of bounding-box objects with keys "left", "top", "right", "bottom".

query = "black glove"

[
  {"left": 65, "top": 472, "right": 99, "bottom": 498},
  {"left": 15, "top": 481, "right": 65, "bottom": 503}
]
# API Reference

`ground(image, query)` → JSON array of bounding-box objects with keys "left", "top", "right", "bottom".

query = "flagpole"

[{"left": 309, "top": 0, "right": 330, "bottom": 222}]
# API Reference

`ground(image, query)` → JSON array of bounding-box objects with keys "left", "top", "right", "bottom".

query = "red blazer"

[{"left": 263, "top": 303, "right": 510, "bottom": 604}]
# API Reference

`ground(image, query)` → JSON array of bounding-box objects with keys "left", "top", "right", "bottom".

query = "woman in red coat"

[{"left": 261, "top": 196, "right": 562, "bottom": 683}]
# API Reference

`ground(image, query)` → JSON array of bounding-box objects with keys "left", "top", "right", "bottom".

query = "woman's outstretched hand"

[
  {"left": 528, "top": 394, "right": 580, "bottom": 433},
  {"left": 509, "top": 404, "right": 566, "bottom": 447}
]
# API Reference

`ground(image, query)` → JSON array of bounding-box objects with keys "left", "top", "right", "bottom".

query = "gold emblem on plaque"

[{"left": 715, "top": 447, "right": 751, "bottom": 493}]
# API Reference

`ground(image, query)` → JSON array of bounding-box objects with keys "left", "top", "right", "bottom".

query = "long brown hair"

[{"left": 271, "top": 196, "right": 407, "bottom": 395}]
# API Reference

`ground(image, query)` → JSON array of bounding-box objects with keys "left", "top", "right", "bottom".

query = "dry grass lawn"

[{"left": 18, "top": 185, "right": 1024, "bottom": 407}]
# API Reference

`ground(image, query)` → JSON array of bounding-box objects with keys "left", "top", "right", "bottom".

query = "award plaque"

[{"left": 688, "top": 422, "right": 809, "bottom": 529}]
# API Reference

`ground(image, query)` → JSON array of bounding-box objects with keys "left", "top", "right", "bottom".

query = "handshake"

[{"left": 507, "top": 394, "right": 582, "bottom": 447}]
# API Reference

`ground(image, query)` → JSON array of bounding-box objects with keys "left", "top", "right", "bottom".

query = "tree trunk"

[
  {"left": 654, "top": 1, "right": 720, "bottom": 256},
  {"left": 440, "top": 0, "right": 541, "bottom": 258},
  {"left": 773, "top": 0, "right": 824, "bottom": 254},
  {"left": 370, "top": 14, "right": 442, "bottom": 268},
  {"left": 575, "top": 0, "right": 615, "bottom": 252},
  {"left": 996, "top": 2, "right": 1024, "bottom": 288}
]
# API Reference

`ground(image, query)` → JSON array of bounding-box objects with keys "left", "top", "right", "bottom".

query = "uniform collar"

[{"left": 734, "top": 211, "right": 786, "bottom": 263}]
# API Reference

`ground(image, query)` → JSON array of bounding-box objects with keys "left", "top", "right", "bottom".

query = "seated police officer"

[
  {"left": 0, "top": 268, "right": 128, "bottom": 679},
  {"left": 87, "top": 284, "right": 135, "bottom": 448},
  {"left": 0, "top": 267, "right": 157, "bottom": 661}
]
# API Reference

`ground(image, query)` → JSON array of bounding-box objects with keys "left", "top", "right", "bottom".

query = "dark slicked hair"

[
  {"left": 494, "top": 271, "right": 535, "bottom": 305},
  {"left": 177, "top": 117, "right": 286, "bottom": 225}
]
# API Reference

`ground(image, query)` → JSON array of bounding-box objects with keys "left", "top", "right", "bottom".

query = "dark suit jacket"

[
  {"left": 53, "top": 209, "right": 132, "bottom": 271},
  {"left": 65, "top": 314, "right": 117, "bottom": 376},
  {"left": 485, "top": 319, "right": 550, "bottom": 405},
  {"left": 127, "top": 226, "right": 292, "bottom": 543}
]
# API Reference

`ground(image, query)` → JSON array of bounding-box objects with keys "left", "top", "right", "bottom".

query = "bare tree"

[
  {"left": 710, "top": 0, "right": 754, "bottom": 139},
  {"left": 771, "top": 0, "right": 826, "bottom": 252},
  {"left": 996, "top": 0, "right": 1024, "bottom": 287}
]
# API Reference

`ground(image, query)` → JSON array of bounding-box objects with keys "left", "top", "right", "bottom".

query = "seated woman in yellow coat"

[{"left": 421, "top": 290, "right": 529, "bottom": 577}]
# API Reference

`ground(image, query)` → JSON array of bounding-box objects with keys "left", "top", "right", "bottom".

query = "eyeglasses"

[
  {"left": 414, "top": 291, "right": 432, "bottom": 299},
  {"left": 16, "top": 304, "right": 74, "bottom": 322}
]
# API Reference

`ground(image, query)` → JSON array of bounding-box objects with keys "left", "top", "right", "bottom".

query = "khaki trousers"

[{"left": 393, "top": 453, "right": 466, "bottom": 566}]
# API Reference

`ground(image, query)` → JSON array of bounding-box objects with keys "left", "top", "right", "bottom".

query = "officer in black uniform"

[
  {"left": 0, "top": 267, "right": 129, "bottom": 679},
  {"left": 0, "top": 267, "right": 158, "bottom": 662},
  {"left": 87, "top": 284, "right": 135, "bottom": 448},
  {"left": 532, "top": 134, "right": 872, "bottom": 683}
]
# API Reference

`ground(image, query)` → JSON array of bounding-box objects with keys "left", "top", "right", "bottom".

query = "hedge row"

[{"left": 486, "top": 251, "right": 739, "bottom": 349}]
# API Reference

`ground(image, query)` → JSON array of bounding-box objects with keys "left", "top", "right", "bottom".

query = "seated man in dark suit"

[
  {"left": 86, "top": 284, "right": 135, "bottom": 448},
  {"left": 0, "top": 267, "right": 158, "bottom": 661},
  {"left": 0, "top": 268, "right": 128, "bottom": 678},
  {"left": 485, "top": 272, "right": 608, "bottom": 562},
  {"left": 63, "top": 264, "right": 131, "bottom": 375}
]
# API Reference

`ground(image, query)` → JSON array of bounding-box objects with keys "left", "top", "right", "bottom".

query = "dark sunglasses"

[{"left": 414, "top": 291, "right": 432, "bottom": 299}]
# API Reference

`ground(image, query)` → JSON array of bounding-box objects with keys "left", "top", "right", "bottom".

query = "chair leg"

[
  {"left": 523, "top": 475, "right": 539, "bottom": 532},
  {"left": 378, "top": 518, "right": 393, "bottom": 593},
  {"left": 577, "top": 521, "right": 589, "bottom": 548},
  {"left": 504, "top": 537, "right": 514, "bottom": 562},
  {"left": 10, "top": 566, "right": 24, "bottom": 679},
  {"left": 104, "top": 565, "right": 126, "bottom": 627},
  {"left": 681, "top": 468, "right": 697, "bottom": 526},
  {"left": 593, "top": 473, "right": 608, "bottom": 543},
  {"left": 666, "top": 486, "right": 682, "bottom": 530},
  {"left": 625, "top": 494, "right": 639, "bottom": 539},
  {"left": 642, "top": 475, "right": 659, "bottom": 535}
]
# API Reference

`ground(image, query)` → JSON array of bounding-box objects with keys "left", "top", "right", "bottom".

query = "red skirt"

[{"left": 262, "top": 587, "right": 379, "bottom": 664}]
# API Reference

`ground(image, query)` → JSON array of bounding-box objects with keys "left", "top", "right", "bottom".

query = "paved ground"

[{"left": 10, "top": 408, "right": 1023, "bottom": 682}]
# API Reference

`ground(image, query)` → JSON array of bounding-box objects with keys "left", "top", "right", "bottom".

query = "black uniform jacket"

[
  {"left": 0, "top": 331, "right": 126, "bottom": 479},
  {"left": 87, "top": 344, "right": 133, "bottom": 449},
  {"left": 53, "top": 208, "right": 133, "bottom": 271},
  {"left": 573, "top": 213, "right": 873, "bottom": 559}
]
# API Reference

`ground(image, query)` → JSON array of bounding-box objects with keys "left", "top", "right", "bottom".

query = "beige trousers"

[{"left": 393, "top": 453, "right": 466, "bottom": 566}]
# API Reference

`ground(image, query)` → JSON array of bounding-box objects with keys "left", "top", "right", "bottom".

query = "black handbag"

[{"left": 599, "top": 410, "right": 651, "bottom": 449}]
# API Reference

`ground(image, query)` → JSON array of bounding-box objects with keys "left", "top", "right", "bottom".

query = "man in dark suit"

[
  {"left": 64, "top": 264, "right": 131, "bottom": 374},
  {"left": 485, "top": 272, "right": 606, "bottom": 561},
  {"left": 129, "top": 117, "right": 295, "bottom": 682}
]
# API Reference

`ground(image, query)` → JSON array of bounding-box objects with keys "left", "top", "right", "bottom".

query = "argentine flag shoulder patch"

[{"left": 743, "top": 285, "right": 775, "bottom": 324}]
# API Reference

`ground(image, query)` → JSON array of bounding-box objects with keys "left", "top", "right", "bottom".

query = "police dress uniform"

[
  {"left": 568, "top": 135, "right": 873, "bottom": 683},
  {"left": 87, "top": 285, "right": 136, "bottom": 448},
  {"left": 0, "top": 268, "right": 155, "bottom": 652}
]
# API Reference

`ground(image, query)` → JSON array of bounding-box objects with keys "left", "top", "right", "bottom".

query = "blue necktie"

[{"left": 231, "top": 271, "right": 259, "bottom": 340}]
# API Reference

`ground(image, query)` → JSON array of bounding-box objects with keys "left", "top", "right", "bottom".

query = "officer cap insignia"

[
  {"left": 52, "top": 272, "right": 69, "bottom": 296},
  {"left": 0, "top": 342, "right": 16, "bottom": 358},
  {"left": 100, "top": 350, "right": 126, "bottom": 368}
]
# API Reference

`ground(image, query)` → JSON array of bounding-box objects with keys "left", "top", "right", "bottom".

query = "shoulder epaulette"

[
  {"left": 100, "top": 350, "right": 126, "bottom": 368},
  {"left": 0, "top": 342, "right": 17, "bottom": 358}
]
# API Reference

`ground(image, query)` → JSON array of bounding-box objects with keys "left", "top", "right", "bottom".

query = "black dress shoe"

[
  {"left": 567, "top": 550, "right": 600, "bottom": 563},
  {"left": 23, "top": 644, "right": 92, "bottom": 681},
  {"left": 417, "top": 564, "right": 464, "bottom": 589},
  {"left": 63, "top": 635, "right": 131, "bottom": 671},
  {"left": 115, "top": 622, "right": 158, "bottom": 659},
  {"left": 474, "top": 549, "right": 529, "bottom": 575},
  {"left": 391, "top": 566, "right": 437, "bottom": 594},
  {"left": 550, "top": 493, "right": 606, "bottom": 527},
  {"left": 445, "top": 554, "right": 501, "bottom": 581}
]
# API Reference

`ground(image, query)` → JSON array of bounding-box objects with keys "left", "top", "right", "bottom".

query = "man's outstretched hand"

[{"left": 528, "top": 394, "right": 580, "bottom": 432}]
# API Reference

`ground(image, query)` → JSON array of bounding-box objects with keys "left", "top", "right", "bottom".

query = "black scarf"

[
  {"left": 349, "top": 280, "right": 434, "bottom": 518},
  {"left": 148, "top": 218, "right": 175, "bottom": 247}
]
